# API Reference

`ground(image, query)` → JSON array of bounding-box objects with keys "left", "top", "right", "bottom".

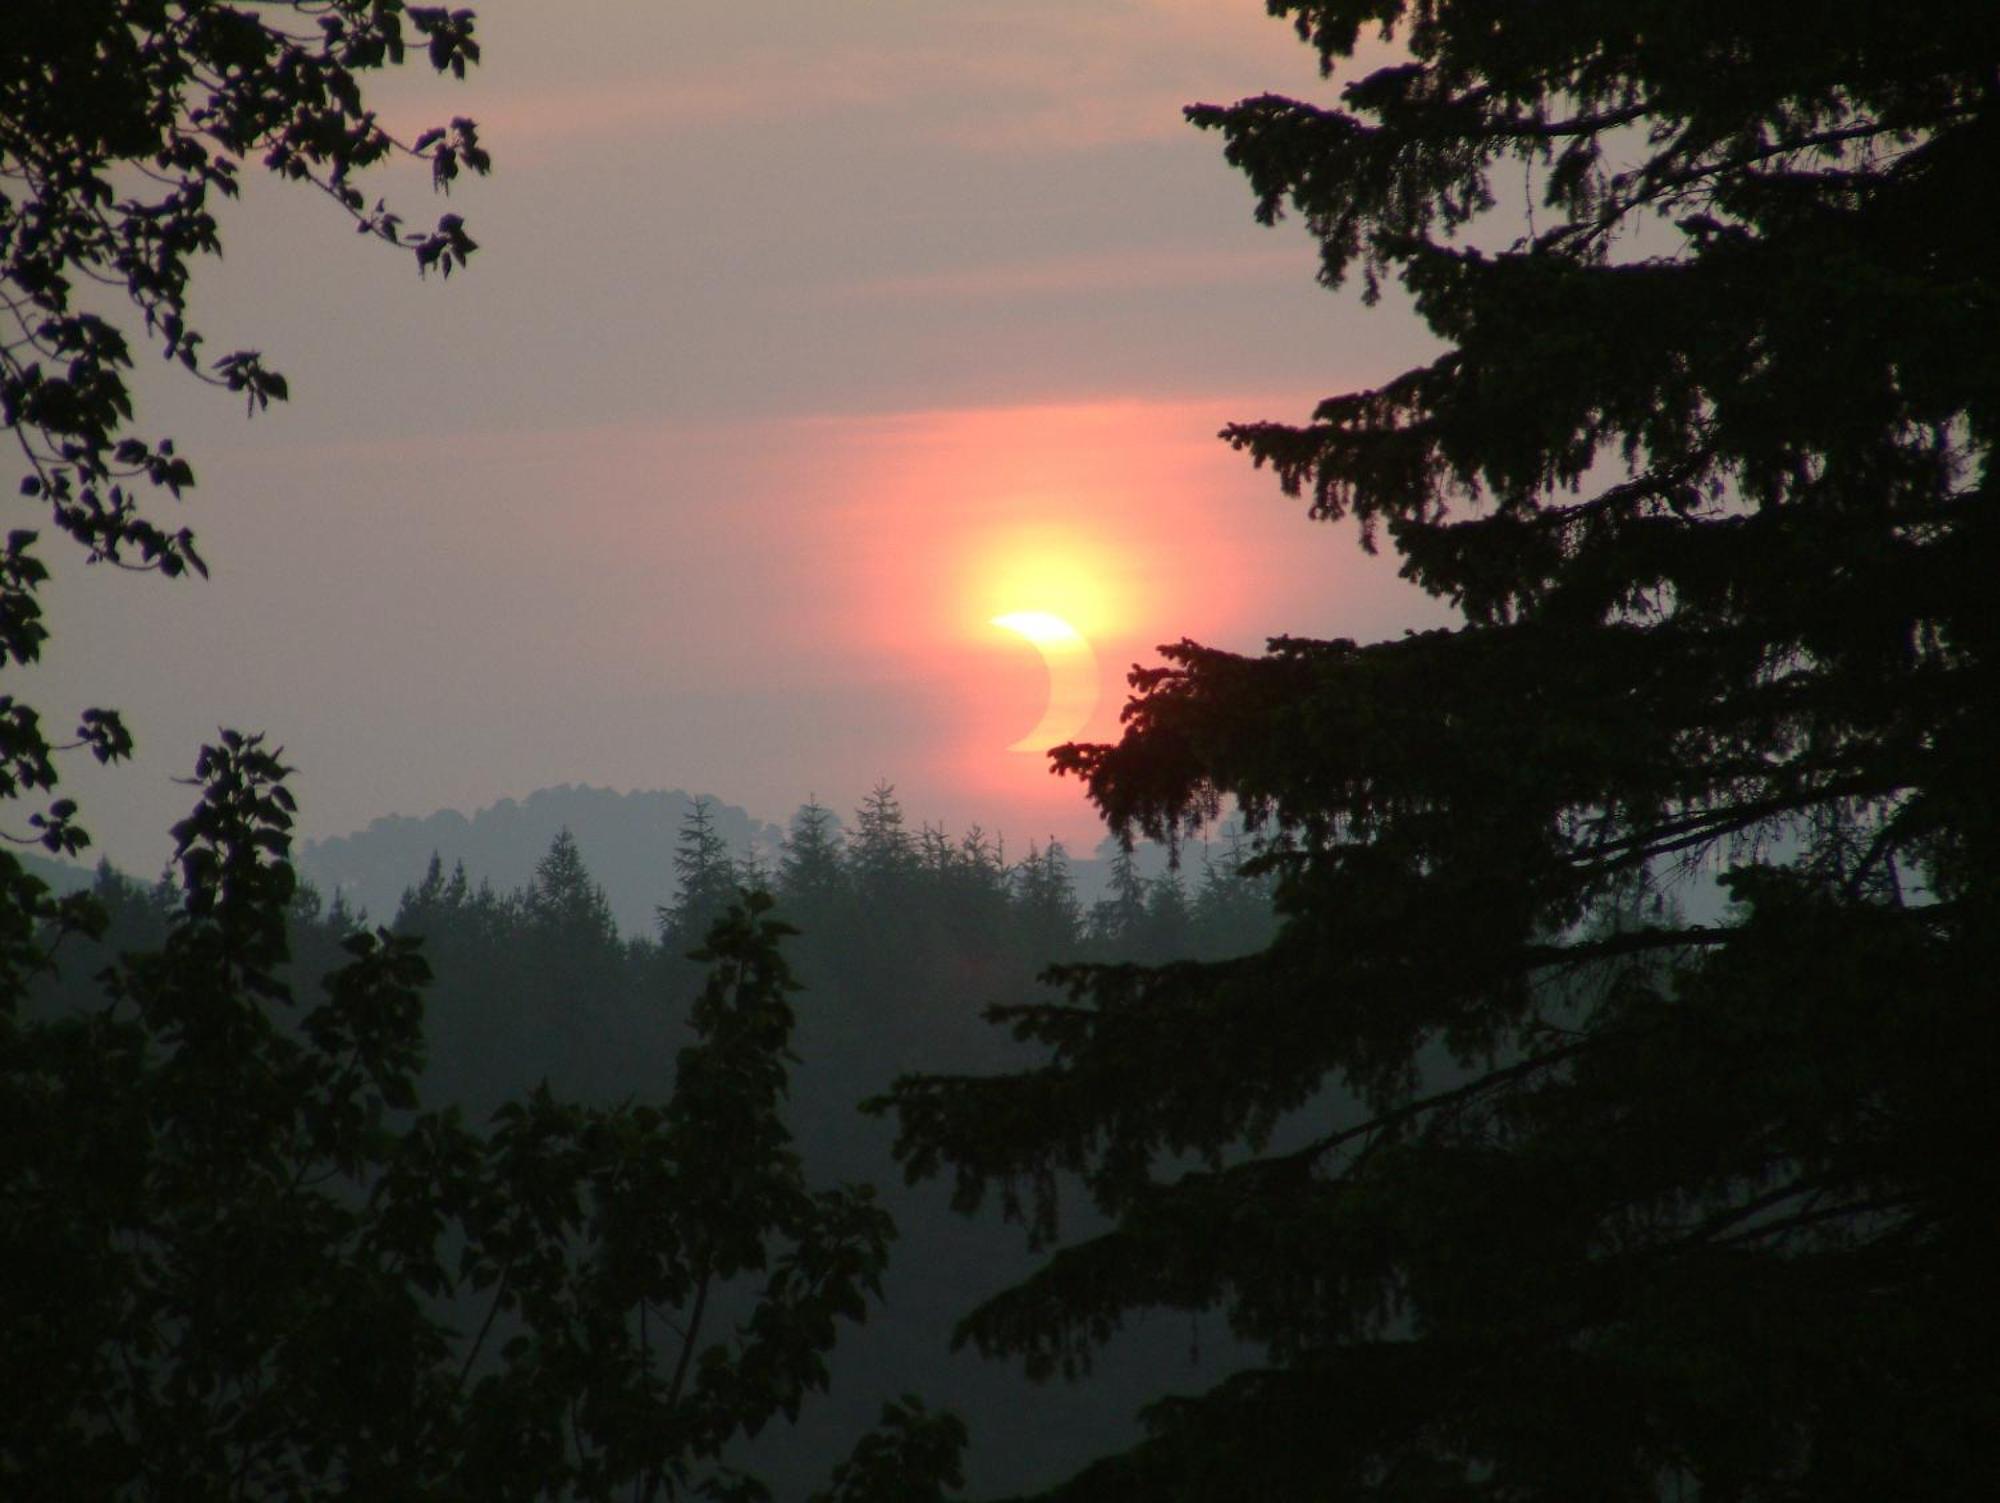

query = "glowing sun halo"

[{"left": 991, "top": 611, "right": 1099, "bottom": 752}]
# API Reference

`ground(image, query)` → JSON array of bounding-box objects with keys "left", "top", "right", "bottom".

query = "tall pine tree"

[
  {"left": 779, "top": 799, "right": 850, "bottom": 914},
  {"left": 850, "top": 783, "right": 919, "bottom": 911},
  {"left": 885, "top": 5, "right": 1999, "bottom": 1497},
  {"left": 660, "top": 798, "right": 740, "bottom": 952},
  {"left": 1013, "top": 839, "right": 1082, "bottom": 962},
  {"left": 525, "top": 829, "right": 619, "bottom": 950}
]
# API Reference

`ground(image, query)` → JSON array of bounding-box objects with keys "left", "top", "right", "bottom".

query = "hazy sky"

[{"left": 41, "top": 0, "right": 1452, "bottom": 872}]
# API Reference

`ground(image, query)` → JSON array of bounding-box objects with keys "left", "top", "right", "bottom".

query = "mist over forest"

[
  {"left": 291, "top": 784, "right": 1200, "bottom": 941},
  {"left": 34, "top": 777, "right": 1218, "bottom": 941},
  {"left": 7, "top": 2, "right": 1994, "bottom": 1500},
  {"left": 30, "top": 783, "right": 1279, "bottom": 1497}
]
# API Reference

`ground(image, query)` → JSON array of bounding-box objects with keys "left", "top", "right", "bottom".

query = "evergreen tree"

[
  {"left": 942, "top": 827, "right": 1009, "bottom": 913},
  {"left": 779, "top": 799, "right": 849, "bottom": 911},
  {"left": 395, "top": 852, "right": 480, "bottom": 936},
  {"left": 321, "top": 886, "right": 363, "bottom": 934},
  {"left": 916, "top": 824, "right": 951, "bottom": 877},
  {"left": 1012, "top": 839, "right": 1082, "bottom": 960},
  {"left": 1085, "top": 843, "right": 1148, "bottom": 953},
  {"left": 736, "top": 839, "right": 776, "bottom": 895},
  {"left": 885, "top": 6, "right": 1999, "bottom": 1498},
  {"left": 398, "top": 851, "right": 451, "bottom": 923},
  {"left": 930, "top": 826, "right": 1014, "bottom": 970},
  {"left": 849, "top": 782, "right": 918, "bottom": 905},
  {"left": 1136, "top": 866, "right": 1192, "bottom": 961},
  {"left": 660, "top": 797, "right": 739, "bottom": 951},
  {"left": 481, "top": 829, "right": 625, "bottom": 1088},
  {"left": 524, "top": 828, "right": 620, "bottom": 950},
  {"left": 1188, "top": 830, "right": 1277, "bottom": 960}
]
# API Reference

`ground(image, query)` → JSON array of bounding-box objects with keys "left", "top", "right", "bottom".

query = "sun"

[
  {"left": 990, "top": 610, "right": 1099, "bottom": 752},
  {"left": 989, "top": 610, "right": 1082, "bottom": 647},
  {"left": 950, "top": 522, "right": 1123, "bottom": 751},
  {"left": 966, "top": 524, "right": 1125, "bottom": 642}
]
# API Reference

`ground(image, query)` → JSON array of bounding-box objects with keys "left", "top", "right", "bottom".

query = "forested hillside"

[
  {"left": 28, "top": 788, "right": 1278, "bottom": 1497},
  {"left": 298, "top": 786, "right": 785, "bottom": 938},
  {"left": 11, "top": 1, "right": 1990, "bottom": 1497}
]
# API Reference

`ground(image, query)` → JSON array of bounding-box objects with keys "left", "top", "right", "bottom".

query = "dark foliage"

[
  {"left": 19, "top": 787, "right": 1279, "bottom": 1497},
  {"left": 2, "top": 0, "right": 487, "bottom": 873},
  {"left": 884, "top": 5, "right": 2000, "bottom": 1498},
  {"left": 387, "top": 792, "right": 1274, "bottom": 1150},
  {"left": 3, "top": 736, "right": 969, "bottom": 1501},
  {"left": 662, "top": 800, "right": 749, "bottom": 955},
  {"left": 0, "top": 10, "right": 981, "bottom": 1495}
]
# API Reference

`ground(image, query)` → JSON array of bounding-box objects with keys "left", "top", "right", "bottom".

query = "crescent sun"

[{"left": 991, "top": 611, "right": 1099, "bottom": 752}]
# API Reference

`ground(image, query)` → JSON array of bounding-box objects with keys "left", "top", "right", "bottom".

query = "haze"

[{"left": 39, "top": 0, "right": 1449, "bottom": 870}]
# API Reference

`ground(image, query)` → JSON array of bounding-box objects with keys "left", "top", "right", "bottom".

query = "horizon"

[
  {"left": 44, "top": 774, "right": 1229, "bottom": 941},
  {"left": 34, "top": 0, "right": 1451, "bottom": 878}
]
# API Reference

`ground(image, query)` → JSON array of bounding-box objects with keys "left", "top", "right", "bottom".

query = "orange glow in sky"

[
  {"left": 155, "top": 394, "right": 1440, "bottom": 856},
  {"left": 813, "top": 399, "right": 1261, "bottom": 666},
  {"left": 53, "top": 0, "right": 1448, "bottom": 876},
  {"left": 786, "top": 398, "right": 1289, "bottom": 829},
  {"left": 964, "top": 529, "right": 1128, "bottom": 642},
  {"left": 797, "top": 401, "right": 1251, "bottom": 803},
  {"left": 511, "top": 390, "right": 1436, "bottom": 843}
]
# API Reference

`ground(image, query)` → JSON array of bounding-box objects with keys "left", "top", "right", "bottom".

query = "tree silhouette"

[
  {"left": 0, "top": 12, "right": 984, "bottom": 1495},
  {"left": 0, "top": 0, "right": 487, "bottom": 874},
  {"left": 1084, "top": 843, "right": 1148, "bottom": 953},
  {"left": 779, "top": 800, "right": 850, "bottom": 912},
  {"left": 660, "top": 798, "right": 742, "bottom": 953},
  {"left": 526, "top": 829, "right": 621, "bottom": 951},
  {"left": 1188, "top": 830, "right": 1275, "bottom": 961},
  {"left": 849, "top": 783, "right": 918, "bottom": 906},
  {"left": 1012, "top": 839, "right": 1082, "bottom": 962},
  {"left": 2, "top": 736, "right": 963, "bottom": 1500},
  {"left": 883, "top": 6, "right": 1998, "bottom": 1498}
]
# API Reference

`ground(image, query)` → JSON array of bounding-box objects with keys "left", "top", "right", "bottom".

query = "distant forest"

[
  {"left": 290, "top": 782, "right": 1202, "bottom": 942},
  {"left": 11, "top": 2, "right": 1990, "bottom": 1497},
  {"left": 294, "top": 785, "right": 786, "bottom": 938},
  {"left": 29, "top": 785, "right": 1278, "bottom": 1497}
]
